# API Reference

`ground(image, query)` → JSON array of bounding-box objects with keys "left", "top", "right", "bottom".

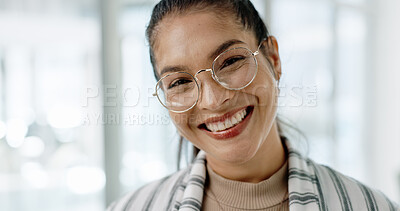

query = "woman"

[{"left": 109, "top": 0, "right": 399, "bottom": 210}]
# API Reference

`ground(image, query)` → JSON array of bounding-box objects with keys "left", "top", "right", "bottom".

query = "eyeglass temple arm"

[
  {"left": 257, "top": 38, "right": 278, "bottom": 80},
  {"left": 254, "top": 38, "right": 268, "bottom": 55},
  {"left": 153, "top": 85, "right": 159, "bottom": 96}
]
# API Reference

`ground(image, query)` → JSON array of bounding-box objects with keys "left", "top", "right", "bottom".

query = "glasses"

[{"left": 153, "top": 42, "right": 264, "bottom": 113}]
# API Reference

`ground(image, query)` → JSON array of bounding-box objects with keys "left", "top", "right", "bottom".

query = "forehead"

[{"left": 153, "top": 12, "right": 255, "bottom": 74}]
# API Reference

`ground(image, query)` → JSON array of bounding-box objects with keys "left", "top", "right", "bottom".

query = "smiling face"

[{"left": 153, "top": 11, "right": 281, "bottom": 165}]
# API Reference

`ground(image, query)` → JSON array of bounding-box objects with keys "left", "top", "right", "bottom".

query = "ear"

[{"left": 261, "top": 36, "right": 282, "bottom": 81}]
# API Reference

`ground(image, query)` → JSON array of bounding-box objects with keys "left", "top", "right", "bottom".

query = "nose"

[{"left": 195, "top": 69, "right": 233, "bottom": 110}]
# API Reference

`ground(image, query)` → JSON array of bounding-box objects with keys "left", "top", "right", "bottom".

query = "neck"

[{"left": 206, "top": 121, "right": 286, "bottom": 183}]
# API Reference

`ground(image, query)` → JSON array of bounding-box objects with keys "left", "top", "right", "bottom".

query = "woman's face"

[{"left": 154, "top": 11, "right": 280, "bottom": 164}]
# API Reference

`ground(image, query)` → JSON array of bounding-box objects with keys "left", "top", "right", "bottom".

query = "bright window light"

[
  {"left": 66, "top": 166, "right": 106, "bottom": 195},
  {"left": 6, "top": 119, "right": 28, "bottom": 148}
]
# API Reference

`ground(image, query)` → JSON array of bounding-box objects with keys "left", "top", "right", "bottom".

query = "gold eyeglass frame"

[{"left": 153, "top": 40, "right": 266, "bottom": 113}]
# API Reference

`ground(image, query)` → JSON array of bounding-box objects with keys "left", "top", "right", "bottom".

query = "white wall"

[{"left": 368, "top": 0, "right": 400, "bottom": 202}]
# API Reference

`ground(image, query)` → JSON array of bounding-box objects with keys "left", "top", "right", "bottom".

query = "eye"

[
  {"left": 168, "top": 78, "right": 193, "bottom": 89},
  {"left": 220, "top": 56, "right": 245, "bottom": 70}
]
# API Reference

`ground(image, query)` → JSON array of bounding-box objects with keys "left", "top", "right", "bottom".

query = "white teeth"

[
  {"left": 234, "top": 113, "right": 241, "bottom": 122},
  {"left": 208, "top": 124, "right": 217, "bottom": 132},
  {"left": 217, "top": 122, "right": 225, "bottom": 131},
  {"left": 225, "top": 119, "right": 232, "bottom": 129},
  {"left": 205, "top": 109, "right": 248, "bottom": 132}
]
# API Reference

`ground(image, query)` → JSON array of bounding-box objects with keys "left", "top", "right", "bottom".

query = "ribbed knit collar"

[{"left": 204, "top": 160, "right": 288, "bottom": 209}]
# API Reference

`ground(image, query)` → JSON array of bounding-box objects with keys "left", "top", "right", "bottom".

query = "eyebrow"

[
  {"left": 159, "top": 39, "right": 245, "bottom": 77},
  {"left": 159, "top": 65, "right": 190, "bottom": 78},
  {"left": 208, "top": 39, "right": 245, "bottom": 60}
]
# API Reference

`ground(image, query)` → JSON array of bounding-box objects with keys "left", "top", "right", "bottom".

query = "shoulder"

[
  {"left": 285, "top": 139, "right": 398, "bottom": 210},
  {"left": 305, "top": 157, "right": 399, "bottom": 210},
  {"left": 315, "top": 162, "right": 399, "bottom": 210},
  {"left": 107, "top": 167, "right": 191, "bottom": 211}
]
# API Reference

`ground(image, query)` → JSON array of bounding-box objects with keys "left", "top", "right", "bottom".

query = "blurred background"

[{"left": 0, "top": 0, "right": 399, "bottom": 210}]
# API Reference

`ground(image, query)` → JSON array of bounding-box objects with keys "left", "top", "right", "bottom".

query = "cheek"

[
  {"left": 246, "top": 67, "right": 277, "bottom": 106},
  {"left": 169, "top": 113, "right": 196, "bottom": 138},
  {"left": 170, "top": 113, "right": 187, "bottom": 128}
]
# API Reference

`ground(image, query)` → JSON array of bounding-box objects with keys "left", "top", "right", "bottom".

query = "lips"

[{"left": 198, "top": 106, "right": 254, "bottom": 140}]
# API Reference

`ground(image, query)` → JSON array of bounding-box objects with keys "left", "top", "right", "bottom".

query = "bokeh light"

[
  {"left": 66, "top": 166, "right": 105, "bottom": 195},
  {"left": 139, "top": 161, "right": 167, "bottom": 183},
  {"left": 6, "top": 119, "right": 28, "bottom": 148},
  {"left": 47, "top": 106, "right": 82, "bottom": 129},
  {"left": 20, "top": 136, "right": 45, "bottom": 157}
]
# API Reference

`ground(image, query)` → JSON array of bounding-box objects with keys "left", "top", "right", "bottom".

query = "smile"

[
  {"left": 206, "top": 108, "right": 247, "bottom": 132},
  {"left": 198, "top": 106, "right": 254, "bottom": 140}
]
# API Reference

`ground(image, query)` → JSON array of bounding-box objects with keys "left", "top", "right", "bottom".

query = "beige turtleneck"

[{"left": 202, "top": 161, "right": 289, "bottom": 211}]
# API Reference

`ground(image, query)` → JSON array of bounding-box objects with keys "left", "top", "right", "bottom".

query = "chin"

[{"left": 210, "top": 141, "right": 259, "bottom": 165}]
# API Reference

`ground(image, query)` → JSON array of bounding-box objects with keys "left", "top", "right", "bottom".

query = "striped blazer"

[{"left": 108, "top": 140, "right": 399, "bottom": 211}]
